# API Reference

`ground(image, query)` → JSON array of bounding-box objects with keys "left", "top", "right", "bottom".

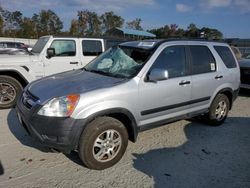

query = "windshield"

[
  {"left": 32, "top": 37, "right": 50, "bottom": 54},
  {"left": 85, "top": 46, "right": 152, "bottom": 78}
]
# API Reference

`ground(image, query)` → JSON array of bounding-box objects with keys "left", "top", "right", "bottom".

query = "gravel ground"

[{"left": 0, "top": 91, "right": 250, "bottom": 188}]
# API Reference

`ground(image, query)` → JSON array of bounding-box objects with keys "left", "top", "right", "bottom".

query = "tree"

[
  {"left": 200, "top": 27, "right": 223, "bottom": 39},
  {"left": 32, "top": 10, "right": 63, "bottom": 37},
  {"left": 69, "top": 19, "right": 79, "bottom": 35},
  {"left": 18, "top": 17, "right": 37, "bottom": 38},
  {"left": 100, "top": 11, "right": 124, "bottom": 32},
  {"left": 77, "top": 10, "right": 101, "bottom": 36},
  {"left": 169, "top": 24, "right": 178, "bottom": 37},
  {"left": 0, "top": 8, "right": 23, "bottom": 37},
  {"left": 0, "top": 15, "right": 3, "bottom": 36},
  {"left": 126, "top": 18, "right": 143, "bottom": 30},
  {"left": 186, "top": 23, "right": 199, "bottom": 38}
]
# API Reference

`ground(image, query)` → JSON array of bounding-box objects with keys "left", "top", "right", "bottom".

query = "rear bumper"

[{"left": 16, "top": 97, "right": 86, "bottom": 153}]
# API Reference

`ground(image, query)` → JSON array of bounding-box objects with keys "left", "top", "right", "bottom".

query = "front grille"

[
  {"left": 22, "top": 90, "right": 39, "bottom": 109},
  {"left": 240, "top": 68, "right": 250, "bottom": 85}
]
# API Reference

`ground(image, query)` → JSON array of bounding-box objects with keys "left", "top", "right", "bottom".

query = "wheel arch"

[
  {"left": 0, "top": 70, "right": 29, "bottom": 88},
  {"left": 76, "top": 108, "right": 138, "bottom": 148},
  {"left": 215, "top": 87, "right": 234, "bottom": 110}
]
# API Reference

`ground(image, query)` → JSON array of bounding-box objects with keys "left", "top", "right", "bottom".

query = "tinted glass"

[
  {"left": 50, "top": 40, "right": 76, "bottom": 56},
  {"left": 190, "top": 46, "right": 216, "bottom": 74},
  {"left": 82, "top": 40, "right": 102, "bottom": 56},
  {"left": 32, "top": 37, "right": 49, "bottom": 53},
  {"left": 214, "top": 46, "right": 237, "bottom": 68},
  {"left": 7, "top": 43, "right": 16, "bottom": 48},
  {"left": 150, "top": 46, "right": 187, "bottom": 78}
]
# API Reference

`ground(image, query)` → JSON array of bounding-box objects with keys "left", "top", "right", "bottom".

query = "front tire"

[
  {"left": 78, "top": 117, "right": 128, "bottom": 170},
  {"left": 206, "top": 94, "right": 230, "bottom": 126},
  {"left": 0, "top": 76, "right": 22, "bottom": 109}
]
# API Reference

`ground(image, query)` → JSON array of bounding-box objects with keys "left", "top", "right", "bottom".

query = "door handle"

[
  {"left": 215, "top": 75, "right": 223, "bottom": 79},
  {"left": 70, "top": 62, "right": 79, "bottom": 64},
  {"left": 179, "top": 80, "right": 191, "bottom": 86}
]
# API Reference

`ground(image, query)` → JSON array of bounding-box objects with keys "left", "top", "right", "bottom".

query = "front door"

[
  {"left": 138, "top": 45, "right": 192, "bottom": 126},
  {"left": 44, "top": 39, "right": 81, "bottom": 76}
]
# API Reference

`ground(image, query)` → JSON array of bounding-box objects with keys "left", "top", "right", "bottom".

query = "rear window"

[
  {"left": 82, "top": 40, "right": 102, "bottom": 56},
  {"left": 214, "top": 46, "right": 237, "bottom": 68},
  {"left": 189, "top": 46, "right": 216, "bottom": 75}
]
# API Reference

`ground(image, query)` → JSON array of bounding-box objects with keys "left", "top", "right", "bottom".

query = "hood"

[
  {"left": 0, "top": 54, "right": 39, "bottom": 66},
  {"left": 27, "top": 69, "right": 127, "bottom": 103},
  {"left": 239, "top": 58, "right": 250, "bottom": 68}
]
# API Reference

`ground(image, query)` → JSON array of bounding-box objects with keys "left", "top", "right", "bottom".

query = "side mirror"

[
  {"left": 46, "top": 48, "right": 55, "bottom": 59},
  {"left": 147, "top": 68, "right": 169, "bottom": 82}
]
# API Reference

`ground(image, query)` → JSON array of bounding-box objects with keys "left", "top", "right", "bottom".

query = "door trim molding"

[{"left": 141, "top": 96, "right": 210, "bottom": 116}]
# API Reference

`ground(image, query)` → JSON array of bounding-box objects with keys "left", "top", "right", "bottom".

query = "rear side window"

[
  {"left": 189, "top": 46, "right": 216, "bottom": 74},
  {"left": 214, "top": 46, "right": 237, "bottom": 68},
  {"left": 82, "top": 40, "right": 102, "bottom": 56}
]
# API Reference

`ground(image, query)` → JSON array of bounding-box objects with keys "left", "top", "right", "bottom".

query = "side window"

[
  {"left": 50, "top": 40, "right": 76, "bottom": 56},
  {"left": 82, "top": 40, "right": 102, "bottom": 56},
  {"left": 7, "top": 43, "right": 16, "bottom": 48},
  {"left": 150, "top": 46, "right": 187, "bottom": 78},
  {"left": 214, "top": 46, "right": 237, "bottom": 68},
  {"left": 189, "top": 46, "right": 216, "bottom": 74}
]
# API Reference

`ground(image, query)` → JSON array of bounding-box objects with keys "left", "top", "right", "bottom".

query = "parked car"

[
  {"left": 0, "top": 36, "right": 126, "bottom": 109},
  {"left": 16, "top": 39, "right": 240, "bottom": 170},
  {"left": 239, "top": 55, "right": 250, "bottom": 89},
  {"left": 0, "top": 41, "right": 29, "bottom": 55},
  {"left": 0, "top": 41, "right": 28, "bottom": 50},
  {"left": 230, "top": 46, "right": 242, "bottom": 61}
]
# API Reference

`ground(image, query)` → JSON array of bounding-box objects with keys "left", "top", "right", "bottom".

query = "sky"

[{"left": 0, "top": 0, "right": 250, "bottom": 38}]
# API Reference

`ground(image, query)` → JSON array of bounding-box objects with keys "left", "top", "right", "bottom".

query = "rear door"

[
  {"left": 138, "top": 45, "right": 192, "bottom": 126},
  {"left": 189, "top": 45, "right": 221, "bottom": 110},
  {"left": 80, "top": 39, "right": 104, "bottom": 67}
]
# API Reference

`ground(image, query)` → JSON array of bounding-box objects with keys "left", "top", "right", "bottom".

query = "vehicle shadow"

[
  {"left": 239, "top": 88, "right": 250, "bottom": 97},
  {"left": 7, "top": 109, "right": 51, "bottom": 153},
  {"left": 0, "top": 161, "right": 4, "bottom": 175},
  {"left": 132, "top": 117, "right": 250, "bottom": 188}
]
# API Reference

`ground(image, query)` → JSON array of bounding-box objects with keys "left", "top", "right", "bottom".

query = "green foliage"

[
  {"left": 100, "top": 11, "right": 124, "bottom": 31},
  {"left": 77, "top": 10, "right": 101, "bottom": 36},
  {"left": 126, "top": 18, "right": 143, "bottom": 30},
  {"left": 32, "top": 10, "right": 63, "bottom": 37},
  {"left": 0, "top": 6, "right": 224, "bottom": 39},
  {"left": 149, "top": 23, "right": 223, "bottom": 39}
]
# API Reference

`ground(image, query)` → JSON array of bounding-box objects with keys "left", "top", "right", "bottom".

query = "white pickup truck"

[{"left": 0, "top": 35, "right": 124, "bottom": 108}]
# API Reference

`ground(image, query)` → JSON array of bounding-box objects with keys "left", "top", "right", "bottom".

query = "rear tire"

[
  {"left": 0, "top": 76, "right": 22, "bottom": 109},
  {"left": 206, "top": 94, "right": 230, "bottom": 126},
  {"left": 78, "top": 117, "right": 128, "bottom": 170}
]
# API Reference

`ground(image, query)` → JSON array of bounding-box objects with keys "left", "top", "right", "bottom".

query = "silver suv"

[{"left": 16, "top": 39, "right": 240, "bottom": 170}]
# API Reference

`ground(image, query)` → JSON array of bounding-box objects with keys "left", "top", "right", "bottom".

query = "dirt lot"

[{"left": 0, "top": 91, "right": 250, "bottom": 188}]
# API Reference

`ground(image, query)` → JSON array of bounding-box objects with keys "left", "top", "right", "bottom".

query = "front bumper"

[{"left": 16, "top": 93, "right": 86, "bottom": 153}]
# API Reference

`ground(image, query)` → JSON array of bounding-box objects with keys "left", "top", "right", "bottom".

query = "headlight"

[{"left": 38, "top": 94, "right": 80, "bottom": 117}]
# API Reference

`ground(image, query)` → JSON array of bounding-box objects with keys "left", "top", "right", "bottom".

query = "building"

[{"left": 105, "top": 27, "right": 156, "bottom": 40}]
